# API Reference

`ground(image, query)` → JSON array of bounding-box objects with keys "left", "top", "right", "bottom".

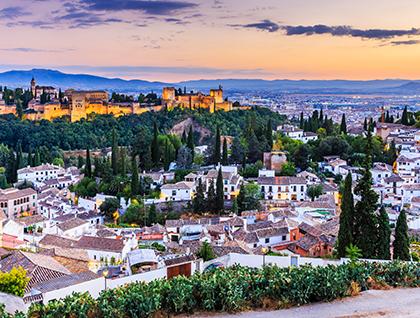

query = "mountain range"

[{"left": 1, "top": 69, "right": 420, "bottom": 94}]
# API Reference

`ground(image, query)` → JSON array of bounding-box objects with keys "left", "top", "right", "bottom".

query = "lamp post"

[
  {"left": 102, "top": 269, "right": 109, "bottom": 290},
  {"left": 261, "top": 247, "right": 268, "bottom": 267}
]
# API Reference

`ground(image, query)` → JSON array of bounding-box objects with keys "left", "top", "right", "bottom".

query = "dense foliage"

[
  {"left": 0, "top": 107, "right": 286, "bottom": 152},
  {"left": 0, "top": 267, "right": 28, "bottom": 297},
  {"left": 26, "top": 261, "right": 420, "bottom": 317}
]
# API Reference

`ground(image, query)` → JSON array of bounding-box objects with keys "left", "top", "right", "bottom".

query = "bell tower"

[{"left": 31, "top": 77, "right": 36, "bottom": 98}]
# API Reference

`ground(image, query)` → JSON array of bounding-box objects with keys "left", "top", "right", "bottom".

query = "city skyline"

[{"left": 1, "top": 0, "right": 420, "bottom": 81}]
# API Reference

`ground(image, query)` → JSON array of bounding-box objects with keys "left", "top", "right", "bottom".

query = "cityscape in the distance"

[{"left": 0, "top": 1, "right": 419, "bottom": 317}]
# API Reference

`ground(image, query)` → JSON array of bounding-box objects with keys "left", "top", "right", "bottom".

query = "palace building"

[
  {"left": 162, "top": 86, "right": 232, "bottom": 113},
  {"left": 0, "top": 79, "right": 236, "bottom": 122}
]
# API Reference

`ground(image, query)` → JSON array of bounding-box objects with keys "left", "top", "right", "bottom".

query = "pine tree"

[
  {"left": 151, "top": 121, "right": 160, "bottom": 166},
  {"left": 85, "top": 148, "right": 92, "bottom": 178},
  {"left": 353, "top": 129, "right": 379, "bottom": 258},
  {"left": 230, "top": 137, "right": 244, "bottom": 164},
  {"left": 340, "top": 114, "right": 347, "bottom": 134},
  {"left": 393, "top": 210, "right": 410, "bottom": 261},
  {"left": 222, "top": 138, "right": 228, "bottom": 165},
  {"left": 213, "top": 126, "right": 221, "bottom": 164},
  {"left": 216, "top": 168, "right": 225, "bottom": 214},
  {"left": 337, "top": 173, "right": 355, "bottom": 258},
  {"left": 193, "top": 178, "right": 205, "bottom": 213},
  {"left": 265, "top": 119, "right": 273, "bottom": 150},
  {"left": 377, "top": 206, "right": 391, "bottom": 260},
  {"left": 131, "top": 156, "right": 139, "bottom": 196},
  {"left": 187, "top": 125, "right": 194, "bottom": 161}
]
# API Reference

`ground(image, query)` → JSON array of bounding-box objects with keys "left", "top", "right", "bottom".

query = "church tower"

[{"left": 30, "top": 77, "right": 36, "bottom": 98}]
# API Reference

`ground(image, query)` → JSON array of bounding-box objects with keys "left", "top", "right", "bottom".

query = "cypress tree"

[
  {"left": 147, "top": 204, "right": 157, "bottom": 226},
  {"left": 353, "top": 129, "right": 379, "bottom": 258},
  {"left": 34, "top": 149, "right": 41, "bottom": 166},
  {"left": 213, "top": 126, "right": 221, "bottom": 164},
  {"left": 265, "top": 119, "right": 273, "bottom": 150},
  {"left": 187, "top": 125, "right": 194, "bottom": 161},
  {"left": 85, "top": 148, "right": 92, "bottom": 178},
  {"left": 206, "top": 180, "right": 216, "bottom": 212},
  {"left": 163, "top": 140, "right": 170, "bottom": 171},
  {"left": 111, "top": 128, "right": 119, "bottom": 175},
  {"left": 0, "top": 174, "right": 7, "bottom": 189},
  {"left": 131, "top": 156, "right": 139, "bottom": 196},
  {"left": 340, "top": 114, "right": 347, "bottom": 134},
  {"left": 222, "top": 138, "right": 228, "bottom": 165},
  {"left": 181, "top": 130, "right": 187, "bottom": 144},
  {"left": 193, "top": 178, "right": 205, "bottom": 213},
  {"left": 216, "top": 168, "right": 225, "bottom": 214},
  {"left": 6, "top": 151, "right": 16, "bottom": 184},
  {"left": 151, "top": 121, "right": 160, "bottom": 166},
  {"left": 363, "top": 118, "right": 368, "bottom": 131},
  {"left": 16, "top": 142, "right": 23, "bottom": 170},
  {"left": 299, "top": 112, "right": 304, "bottom": 129},
  {"left": 337, "top": 173, "right": 355, "bottom": 258},
  {"left": 319, "top": 108, "right": 324, "bottom": 126},
  {"left": 393, "top": 210, "right": 410, "bottom": 261},
  {"left": 27, "top": 147, "right": 32, "bottom": 167},
  {"left": 401, "top": 106, "right": 409, "bottom": 125},
  {"left": 377, "top": 206, "right": 391, "bottom": 260},
  {"left": 119, "top": 147, "right": 126, "bottom": 176}
]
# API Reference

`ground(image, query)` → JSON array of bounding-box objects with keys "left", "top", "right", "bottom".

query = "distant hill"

[
  {"left": 0, "top": 68, "right": 419, "bottom": 94},
  {"left": 0, "top": 69, "right": 168, "bottom": 92}
]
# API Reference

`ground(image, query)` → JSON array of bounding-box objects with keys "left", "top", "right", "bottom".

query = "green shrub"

[
  {"left": 0, "top": 267, "right": 28, "bottom": 297},
  {"left": 26, "top": 261, "right": 420, "bottom": 318}
]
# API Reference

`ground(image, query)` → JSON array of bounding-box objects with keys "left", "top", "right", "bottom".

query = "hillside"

[{"left": 0, "top": 68, "right": 419, "bottom": 94}]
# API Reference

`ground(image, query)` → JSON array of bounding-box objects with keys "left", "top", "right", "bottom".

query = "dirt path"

[{"left": 198, "top": 288, "right": 420, "bottom": 318}]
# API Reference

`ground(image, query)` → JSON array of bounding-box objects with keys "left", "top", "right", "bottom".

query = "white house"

[
  {"left": 17, "top": 164, "right": 65, "bottom": 183},
  {"left": 258, "top": 176, "right": 307, "bottom": 201},
  {"left": 75, "top": 235, "right": 136, "bottom": 263},
  {"left": 160, "top": 182, "right": 194, "bottom": 201},
  {"left": 204, "top": 166, "right": 242, "bottom": 200}
]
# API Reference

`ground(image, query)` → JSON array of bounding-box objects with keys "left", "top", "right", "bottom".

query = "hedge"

[{"left": 23, "top": 261, "right": 420, "bottom": 318}]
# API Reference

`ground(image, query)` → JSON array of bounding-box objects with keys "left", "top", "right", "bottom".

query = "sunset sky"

[{"left": 1, "top": 0, "right": 420, "bottom": 81}]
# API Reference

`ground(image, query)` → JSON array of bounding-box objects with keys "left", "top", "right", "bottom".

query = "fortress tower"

[
  {"left": 162, "top": 87, "right": 176, "bottom": 101},
  {"left": 210, "top": 85, "right": 224, "bottom": 104},
  {"left": 30, "top": 77, "right": 36, "bottom": 98}
]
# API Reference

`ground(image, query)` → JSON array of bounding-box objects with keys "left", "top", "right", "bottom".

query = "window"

[
  {"left": 282, "top": 235, "right": 286, "bottom": 241},
  {"left": 172, "top": 190, "right": 176, "bottom": 196},
  {"left": 265, "top": 238, "right": 270, "bottom": 243}
]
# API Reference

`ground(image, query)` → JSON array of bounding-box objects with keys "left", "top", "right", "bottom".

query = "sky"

[{"left": 1, "top": 0, "right": 420, "bottom": 81}]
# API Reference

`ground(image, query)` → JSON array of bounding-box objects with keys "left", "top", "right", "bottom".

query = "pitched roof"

[
  {"left": 257, "top": 176, "right": 306, "bottom": 185},
  {"left": 57, "top": 218, "right": 88, "bottom": 232},
  {"left": 32, "top": 271, "right": 99, "bottom": 293},
  {"left": 39, "top": 234, "right": 78, "bottom": 248},
  {"left": 0, "top": 250, "right": 71, "bottom": 293},
  {"left": 75, "top": 236, "right": 124, "bottom": 253},
  {"left": 16, "top": 215, "right": 46, "bottom": 227}
]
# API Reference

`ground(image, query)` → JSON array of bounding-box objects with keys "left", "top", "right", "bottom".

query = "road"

[{"left": 198, "top": 288, "right": 420, "bottom": 318}]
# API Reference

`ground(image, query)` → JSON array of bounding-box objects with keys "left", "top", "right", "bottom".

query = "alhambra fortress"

[{"left": 0, "top": 78, "right": 236, "bottom": 122}]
